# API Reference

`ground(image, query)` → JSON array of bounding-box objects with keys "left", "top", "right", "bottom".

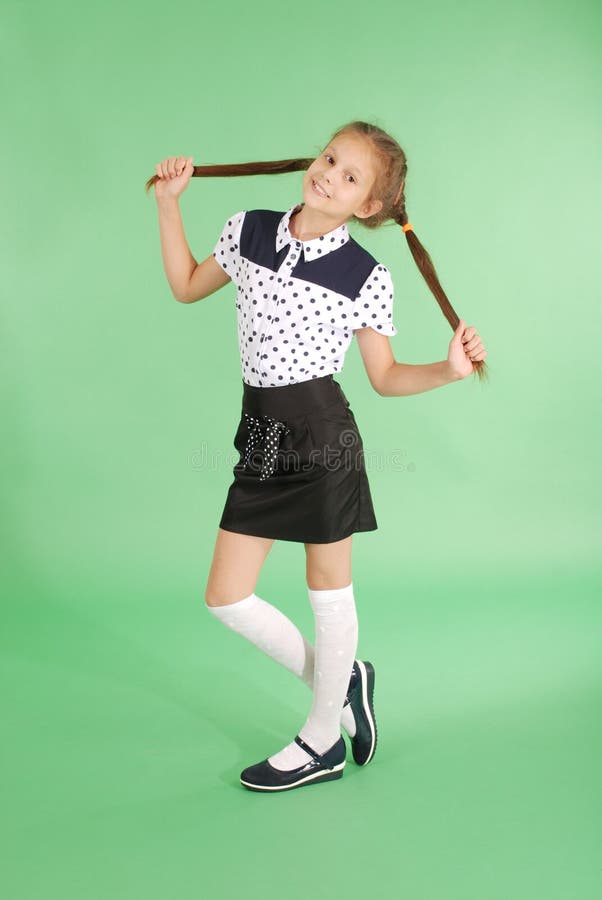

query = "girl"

[{"left": 147, "top": 120, "right": 488, "bottom": 793}]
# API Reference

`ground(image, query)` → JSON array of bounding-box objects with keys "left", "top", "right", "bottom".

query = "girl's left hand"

[{"left": 447, "top": 319, "right": 487, "bottom": 379}]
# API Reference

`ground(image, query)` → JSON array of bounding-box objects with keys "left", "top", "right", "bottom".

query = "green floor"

[{"left": 3, "top": 567, "right": 600, "bottom": 899}]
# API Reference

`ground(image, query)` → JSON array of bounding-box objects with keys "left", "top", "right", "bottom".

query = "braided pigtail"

[
  {"left": 390, "top": 181, "right": 488, "bottom": 381},
  {"left": 144, "top": 157, "right": 314, "bottom": 193}
]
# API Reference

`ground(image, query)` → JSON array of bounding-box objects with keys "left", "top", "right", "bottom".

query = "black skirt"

[{"left": 218, "top": 374, "right": 378, "bottom": 543}]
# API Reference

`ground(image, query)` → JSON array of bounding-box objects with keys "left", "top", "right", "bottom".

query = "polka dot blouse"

[{"left": 212, "top": 202, "right": 398, "bottom": 388}]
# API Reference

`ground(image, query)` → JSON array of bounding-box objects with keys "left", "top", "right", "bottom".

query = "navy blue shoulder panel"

[
  {"left": 240, "top": 209, "right": 285, "bottom": 271},
  {"left": 240, "top": 209, "right": 378, "bottom": 300}
]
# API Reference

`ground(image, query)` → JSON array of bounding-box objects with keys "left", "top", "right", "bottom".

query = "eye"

[{"left": 324, "top": 154, "right": 356, "bottom": 183}]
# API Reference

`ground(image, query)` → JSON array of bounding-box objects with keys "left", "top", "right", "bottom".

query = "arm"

[
  {"left": 155, "top": 196, "right": 232, "bottom": 303},
  {"left": 179, "top": 254, "right": 232, "bottom": 304},
  {"left": 355, "top": 327, "right": 461, "bottom": 397}
]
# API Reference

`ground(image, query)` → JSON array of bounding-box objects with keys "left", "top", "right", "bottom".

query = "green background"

[{"left": 2, "top": 0, "right": 600, "bottom": 897}]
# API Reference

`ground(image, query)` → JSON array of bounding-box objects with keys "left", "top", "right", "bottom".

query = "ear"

[{"left": 355, "top": 196, "right": 383, "bottom": 219}]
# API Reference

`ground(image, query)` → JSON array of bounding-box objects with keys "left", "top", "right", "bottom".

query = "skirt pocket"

[{"left": 304, "top": 403, "right": 364, "bottom": 474}]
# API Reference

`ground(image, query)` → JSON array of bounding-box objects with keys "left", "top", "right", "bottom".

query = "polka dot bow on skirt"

[{"left": 242, "top": 413, "right": 291, "bottom": 481}]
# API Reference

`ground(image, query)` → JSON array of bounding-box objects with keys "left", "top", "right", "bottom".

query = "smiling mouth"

[{"left": 312, "top": 179, "right": 329, "bottom": 198}]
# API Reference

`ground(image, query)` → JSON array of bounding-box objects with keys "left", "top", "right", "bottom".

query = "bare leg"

[
  {"left": 305, "top": 534, "right": 353, "bottom": 590},
  {"left": 204, "top": 527, "right": 275, "bottom": 607}
]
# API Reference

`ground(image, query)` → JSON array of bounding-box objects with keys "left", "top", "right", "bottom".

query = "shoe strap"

[{"left": 294, "top": 734, "right": 322, "bottom": 761}]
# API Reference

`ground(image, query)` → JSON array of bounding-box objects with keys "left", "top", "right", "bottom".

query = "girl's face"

[{"left": 302, "top": 132, "right": 383, "bottom": 221}]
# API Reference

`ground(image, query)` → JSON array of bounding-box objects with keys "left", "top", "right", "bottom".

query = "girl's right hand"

[{"left": 154, "top": 155, "right": 194, "bottom": 201}]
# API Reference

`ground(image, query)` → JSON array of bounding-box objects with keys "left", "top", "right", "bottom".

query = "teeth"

[{"left": 314, "top": 180, "right": 327, "bottom": 197}]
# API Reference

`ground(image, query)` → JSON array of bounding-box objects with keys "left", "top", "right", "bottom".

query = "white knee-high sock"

[
  {"left": 267, "top": 582, "right": 358, "bottom": 771},
  {"left": 205, "top": 591, "right": 357, "bottom": 737}
]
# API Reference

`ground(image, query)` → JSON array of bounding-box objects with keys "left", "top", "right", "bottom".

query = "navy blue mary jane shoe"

[
  {"left": 240, "top": 734, "right": 346, "bottom": 793},
  {"left": 343, "top": 660, "right": 378, "bottom": 766}
]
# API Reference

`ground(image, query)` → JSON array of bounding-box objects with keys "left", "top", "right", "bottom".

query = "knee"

[
  {"left": 306, "top": 565, "right": 352, "bottom": 592},
  {"left": 305, "top": 538, "right": 352, "bottom": 591},
  {"left": 204, "top": 580, "right": 232, "bottom": 607},
  {"left": 204, "top": 590, "right": 228, "bottom": 607},
  {"left": 306, "top": 578, "right": 353, "bottom": 593},
  {"left": 204, "top": 588, "right": 254, "bottom": 608}
]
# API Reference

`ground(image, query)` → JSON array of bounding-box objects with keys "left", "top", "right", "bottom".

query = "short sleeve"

[
  {"left": 352, "top": 263, "right": 398, "bottom": 336},
  {"left": 212, "top": 210, "right": 246, "bottom": 282}
]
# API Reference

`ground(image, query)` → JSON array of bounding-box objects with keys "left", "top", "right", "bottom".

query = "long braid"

[{"left": 394, "top": 188, "right": 462, "bottom": 333}]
